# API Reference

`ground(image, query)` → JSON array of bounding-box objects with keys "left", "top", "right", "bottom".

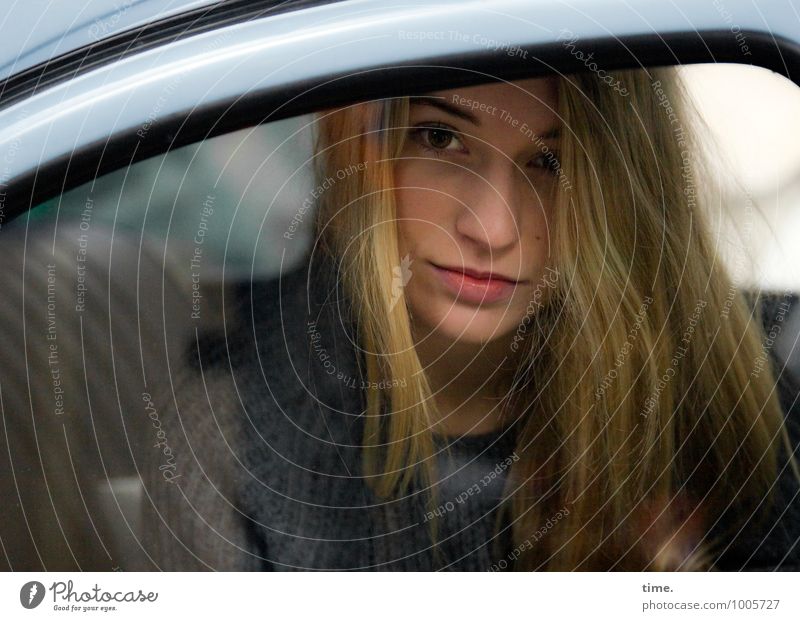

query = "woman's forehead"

[
  {"left": 426, "top": 77, "right": 556, "bottom": 103},
  {"left": 411, "top": 77, "right": 560, "bottom": 134}
]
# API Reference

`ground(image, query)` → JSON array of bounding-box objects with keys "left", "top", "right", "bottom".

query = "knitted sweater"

[{"left": 139, "top": 255, "right": 800, "bottom": 571}]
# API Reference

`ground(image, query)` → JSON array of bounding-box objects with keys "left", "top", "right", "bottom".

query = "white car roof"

[{"left": 0, "top": 0, "right": 217, "bottom": 81}]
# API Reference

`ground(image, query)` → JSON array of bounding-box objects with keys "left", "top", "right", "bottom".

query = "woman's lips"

[{"left": 430, "top": 262, "right": 520, "bottom": 304}]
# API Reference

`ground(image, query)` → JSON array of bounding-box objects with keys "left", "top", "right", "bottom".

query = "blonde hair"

[{"left": 310, "top": 67, "right": 800, "bottom": 570}]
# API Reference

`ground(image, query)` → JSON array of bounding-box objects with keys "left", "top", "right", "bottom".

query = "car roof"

[{"left": 0, "top": 0, "right": 218, "bottom": 81}]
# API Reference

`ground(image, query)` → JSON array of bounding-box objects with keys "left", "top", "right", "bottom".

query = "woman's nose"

[{"left": 455, "top": 161, "right": 521, "bottom": 251}]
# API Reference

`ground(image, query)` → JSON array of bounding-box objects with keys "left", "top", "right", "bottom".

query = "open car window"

[{"left": 2, "top": 61, "right": 800, "bottom": 572}]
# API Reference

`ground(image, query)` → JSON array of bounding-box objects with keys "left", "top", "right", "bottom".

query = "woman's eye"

[
  {"left": 409, "top": 123, "right": 466, "bottom": 156},
  {"left": 529, "top": 151, "right": 561, "bottom": 175}
]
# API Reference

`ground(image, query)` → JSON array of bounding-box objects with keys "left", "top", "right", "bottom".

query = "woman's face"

[{"left": 394, "top": 77, "right": 560, "bottom": 346}]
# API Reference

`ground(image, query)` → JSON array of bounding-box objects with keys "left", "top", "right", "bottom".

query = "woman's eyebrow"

[
  {"left": 410, "top": 96, "right": 481, "bottom": 126},
  {"left": 538, "top": 126, "right": 561, "bottom": 140}
]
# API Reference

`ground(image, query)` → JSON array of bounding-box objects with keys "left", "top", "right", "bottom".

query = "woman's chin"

[{"left": 413, "top": 308, "right": 519, "bottom": 347}]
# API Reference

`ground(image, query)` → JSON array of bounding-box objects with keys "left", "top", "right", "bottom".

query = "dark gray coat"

[{"left": 140, "top": 255, "right": 800, "bottom": 571}]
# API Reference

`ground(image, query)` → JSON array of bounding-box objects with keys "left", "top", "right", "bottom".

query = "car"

[{"left": 1, "top": 0, "right": 800, "bottom": 573}]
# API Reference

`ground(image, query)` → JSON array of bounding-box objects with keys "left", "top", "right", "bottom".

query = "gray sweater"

[{"left": 140, "top": 255, "right": 800, "bottom": 571}]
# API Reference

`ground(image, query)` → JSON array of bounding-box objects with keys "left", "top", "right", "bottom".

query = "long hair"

[{"left": 310, "top": 67, "right": 800, "bottom": 570}]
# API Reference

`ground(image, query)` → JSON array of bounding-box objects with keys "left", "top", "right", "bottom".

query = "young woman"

[{"left": 143, "top": 66, "right": 800, "bottom": 571}]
